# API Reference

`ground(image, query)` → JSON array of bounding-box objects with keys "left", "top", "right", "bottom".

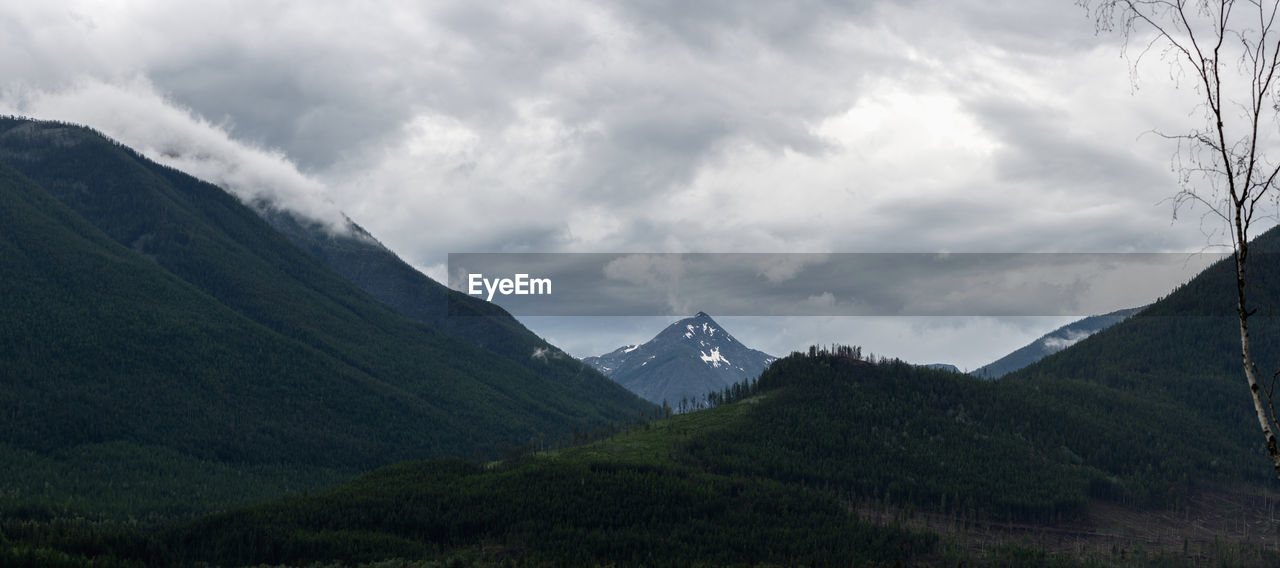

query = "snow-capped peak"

[{"left": 581, "top": 311, "right": 777, "bottom": 406}]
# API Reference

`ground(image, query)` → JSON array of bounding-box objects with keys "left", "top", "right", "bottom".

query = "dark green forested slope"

[
  {"left": 972, "top": 307, "right": 1142, "bottom": 379},
  {"left": 0, "top": 156, "right": 410, "bottom": 460},
  {"left": 261, "top": 209, "right": 621, "bottom": 413},
  {"left": 139, "top": 342, "right": 1280, "bottom": 567},
  {"left": 149, "top": 227, "right": 1280, "bottom": 563},
  {"left": 12, "top": 111, "right": 1280, "bottom": 565},
  {"left": 13, "top": 343, "right": 1280, "bottom": 566},
  {"left": 164, "top": 365, "right": 942, "bottom": 568},
  {"left": 0, "top": 117, "right": 649, "bottom": 517},
  {"left": 1006, "top": 226, "right": 1280, "bottom": 485},
  {"left": 44, "top": 224, "right": 1280, "bottom": 565}
]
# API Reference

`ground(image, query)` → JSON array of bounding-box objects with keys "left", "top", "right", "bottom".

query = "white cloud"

[
  {"left": 0, "top": 0, "right": 1263, "bottom": 364},
  {"left": 1042, "top": 329, "right": 1095, "bottom": 352},
  {"left": 0, "top": 77, "right": 352, "bottom": 233},
  {"left": 0, "top": 0, "right": 1233, "bottom": 261}
]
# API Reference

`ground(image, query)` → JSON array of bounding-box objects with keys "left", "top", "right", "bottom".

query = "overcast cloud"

[{"left": 0, "top": 0, "right": 1264, "bottom": 369}]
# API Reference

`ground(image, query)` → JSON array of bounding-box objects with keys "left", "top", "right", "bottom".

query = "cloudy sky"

[{"left": 0, "top": 1, "right": 1263, "bottom": 369}]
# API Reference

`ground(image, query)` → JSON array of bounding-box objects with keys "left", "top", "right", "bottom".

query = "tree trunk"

[{"left": 1236, "top": 250, "right": 1280, "bottom": 477}]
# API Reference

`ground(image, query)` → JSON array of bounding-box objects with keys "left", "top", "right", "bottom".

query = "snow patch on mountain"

[
  {"left": 581, "top": 312, "right": 777, "bottom": 405},
  {"left": 700, "top": 346, "right": 730, "bottom": 368}
]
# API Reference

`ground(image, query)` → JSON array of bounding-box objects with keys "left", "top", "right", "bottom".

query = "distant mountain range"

[
  {"left": 972, "top": 307, "right": 1144, "bottom": 379},
  {"left": 583, "top": 312, "right": 776, "bottom": 406}
]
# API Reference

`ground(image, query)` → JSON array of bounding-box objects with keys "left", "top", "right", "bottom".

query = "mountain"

[
  {"left": 0, "top": 117, "right": 650, "bottom": 516},
  {"left": 148, "top": 345, "right": 1275, "bottom": 567},
  {"left": 15, "top": 118, "right": 1280, "bottom": 565},
  {"left": 21, "top": 223, "right": 1280, "bottom": 565},
  {"left": 129, "top": 229, "right": 1280, "bottom": 567},
  {"left": 582, "top": 312, "right": 776, "bottom": 405},
  {"left": 972, "top": 306, "right": 1143, "bottom": 379},
  {"left": 261, "top": 209, "right": 633, "bottom": 406}
]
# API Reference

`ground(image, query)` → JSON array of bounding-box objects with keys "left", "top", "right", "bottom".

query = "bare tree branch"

[{"left": 1083, "top": 0, "right": 1280, "bottom": 477}]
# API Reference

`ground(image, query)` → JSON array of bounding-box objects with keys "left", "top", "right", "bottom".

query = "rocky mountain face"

[{"left": 584, "top": 312, "right": 776, "bottom": 406}]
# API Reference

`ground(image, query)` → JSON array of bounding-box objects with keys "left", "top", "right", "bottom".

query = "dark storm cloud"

[
  {"left": 1, "top": 0, "right": 1249, "bottom": 367},
  {"left": 133, "top": 2, "right": 605, "bottom": 171},
  {"left": 613, "top": 0, "right": 884, "bottom": 51},
  {"left": 128, "top": 0, "right": 875, "bottom": 209},
  {"left": 931, "top": 0, "right": 1108, "bottom": 54}
]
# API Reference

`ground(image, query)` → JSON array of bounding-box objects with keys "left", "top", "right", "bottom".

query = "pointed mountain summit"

[{"left": 584, "top": 312, "right": 776, "bottom": 406}]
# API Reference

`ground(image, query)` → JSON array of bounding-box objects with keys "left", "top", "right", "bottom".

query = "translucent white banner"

[{"left": 447, "top": 252, "right": 1231, "bottom": 316}]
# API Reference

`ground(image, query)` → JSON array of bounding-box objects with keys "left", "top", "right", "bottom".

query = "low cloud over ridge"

[{"left": 0, "top": 77, "right": 353, "bottom": 234}]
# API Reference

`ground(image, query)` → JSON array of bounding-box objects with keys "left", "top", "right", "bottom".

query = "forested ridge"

[
  {"left": 0, "top": 117, "right": 650, "bottom": 519},
  {"left": 259, "top": 208, "right": 623, "bottom": 407},
  {"left": 11, "top": 345, "right": 1273, "bottom": 566}
]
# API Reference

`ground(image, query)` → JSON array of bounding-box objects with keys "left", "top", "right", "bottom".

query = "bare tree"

[{"left": 1082, "top": 0, "right": 1280, "bottom": 477}]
